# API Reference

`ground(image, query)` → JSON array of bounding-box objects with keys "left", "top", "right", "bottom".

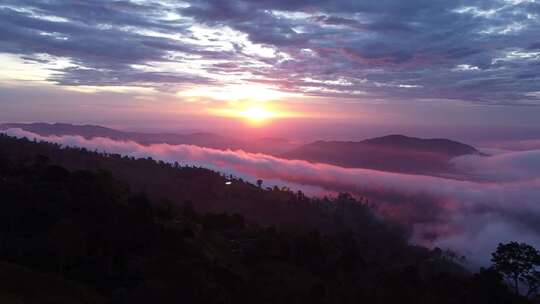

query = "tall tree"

[{"left": 491, "top": 241, "right": 540, "bottom": 297}]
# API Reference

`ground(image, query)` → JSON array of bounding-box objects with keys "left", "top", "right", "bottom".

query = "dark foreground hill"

[
  {"left": 283, "top": 134, "right": 482, "bottom": 175},
  {"left": 0, "top": 134, "right": 527, "bottom": 303}
]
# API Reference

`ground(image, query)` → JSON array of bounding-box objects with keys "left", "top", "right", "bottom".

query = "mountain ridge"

[
  {"left": 0, "top": 122, "right": 295, "bottom": 154},
  {"left": 283, "top": 134, "right": 482, "bottom": 175},
  {"left": 1, "top": 122, "right": 483, "bottom": 175}
]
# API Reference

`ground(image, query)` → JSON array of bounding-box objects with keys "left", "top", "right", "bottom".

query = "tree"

[
  {"left": 491, "top": 241, "right": 540, "bottom": 297},
  {"left": 256, "top": 179, "right": 263, "bottom": 188}
]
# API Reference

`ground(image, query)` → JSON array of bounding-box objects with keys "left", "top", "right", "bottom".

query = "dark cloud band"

[{"left": 1, "top": 0, "right": 539, "bottom": 104}]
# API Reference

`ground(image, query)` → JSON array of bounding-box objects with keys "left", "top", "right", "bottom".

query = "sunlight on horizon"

[
  {"left": 241, "top": 106, "right": 274, "bottom": 123},
  {"left": 207, "top": 100, "right": 303, "bottom": 126}
]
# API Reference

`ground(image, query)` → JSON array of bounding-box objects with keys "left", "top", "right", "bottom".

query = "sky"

[{"left": 1, "top": 0, "right": 540, "bottom": 142}]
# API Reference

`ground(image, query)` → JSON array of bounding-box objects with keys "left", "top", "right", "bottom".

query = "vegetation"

[
  {"left": 0, "top": 134, "right": 534, "bottom": 303},
  {"left": 491, "top": 242, "right": 540, "bottom": 297}
]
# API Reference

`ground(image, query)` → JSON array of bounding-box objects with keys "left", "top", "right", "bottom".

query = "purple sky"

[{"left": 1, "top": 0, "right": 539, "bottom": 143}]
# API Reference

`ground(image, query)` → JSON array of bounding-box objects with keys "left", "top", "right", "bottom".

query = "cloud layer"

[
  {"left": 4, "top": 128, "right": 540, "bottom": 267},
  {"left": 1, "top": 0, "right": 539, "bottom": 104},
  {"left": 453, "top": 150, "right": 540, "bottom": 181}
]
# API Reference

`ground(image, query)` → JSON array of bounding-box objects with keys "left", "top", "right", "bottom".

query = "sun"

[
  {"left": 241, "top": 106, "right": 274, "bottom": 123},
  {"left": 206, "top": 100, "right": 303, "bottom": 126}
]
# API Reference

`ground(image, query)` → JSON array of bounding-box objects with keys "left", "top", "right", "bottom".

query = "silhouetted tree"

[
  {"left": 256, "top": 179, "right": 263, "bottom": 188},
  {"left": 491, "top": 241, "right": 540, "bottom": 297}
]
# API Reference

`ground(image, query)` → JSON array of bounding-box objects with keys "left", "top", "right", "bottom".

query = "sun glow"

[
  {"left": 240, "top": 106, "right": 274, "bottom": 122},
  {"left": 207, "top": 101, "right": 302, "bottom": 126},
  {"left": 210, "top": 104, "right": 278, "bottom": 125}
]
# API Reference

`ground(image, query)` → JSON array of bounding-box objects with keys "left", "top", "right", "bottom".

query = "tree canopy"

[{"left": 491, "top": 242, "right": 540, "bottom": 298}]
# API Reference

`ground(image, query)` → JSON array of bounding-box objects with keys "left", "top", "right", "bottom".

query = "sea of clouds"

[{"left": 3, "top": 128, "right": 540, "bottom": 267}]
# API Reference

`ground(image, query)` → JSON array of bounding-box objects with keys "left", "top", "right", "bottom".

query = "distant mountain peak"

[
  {"left": 283, "top": 134, "right": 481, "bottom": 175},
  {"left": 361, "top": 134, "right": 479, "bottom": 156}
]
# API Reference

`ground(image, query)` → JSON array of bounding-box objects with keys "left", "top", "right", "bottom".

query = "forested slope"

[{"left": 0, "top": 134, "right": 527, "bottom": 303}]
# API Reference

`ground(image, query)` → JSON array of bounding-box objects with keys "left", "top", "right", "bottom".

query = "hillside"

[
  {"left": 0, "top": 123, "right": 297, "bottom": 155},
  {"left": 0, "top": 133, "right": 527, "bottom": 303},
  {"left": 283, "top": 135, "right": 482, "bottom": 175},
  {"left": 362, "top": 135, "right": 479, "bottom": 156}
]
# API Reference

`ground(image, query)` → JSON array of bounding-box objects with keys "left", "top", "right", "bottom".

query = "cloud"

[
  {"left": 452, "top": 150, "right": 540, "bottom": 181},
  {"left": 177, "top": 0, "right": 540, "bottom": 103},
  {"left": 4, "top": 128, "right": 540, "bottom": 267},
  {"left": 483, "top": 139, "right": 540, "bottom": 151},
  {"left": 0, "top": 0, "right": 539, "bottom": 104},
  {"left": 0, "top": 2, "right": 222, "bottom": 88}
]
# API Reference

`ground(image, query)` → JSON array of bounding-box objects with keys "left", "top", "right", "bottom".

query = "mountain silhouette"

[
  {"left": 1, "top": 123, "right": 483, "bottom": 175},
  {"left": 283, "top": 134, "right": 482, "bottom": 175},
  {"left": 0, "top": 122, "right": 296, "bottom": 154}
]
